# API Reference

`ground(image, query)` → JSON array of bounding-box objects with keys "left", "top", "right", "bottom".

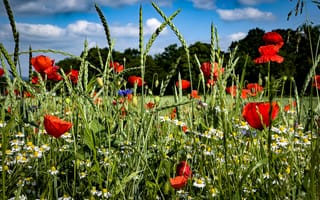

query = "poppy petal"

[
  {"left": 169, "top": 176, "right": 188, "bottom": 190},
  {"left": 242, "top": 102, "right": 279, "bottom": 130},
  {"left": 44, "top": 115, "right": 72, "bottom": 138}
]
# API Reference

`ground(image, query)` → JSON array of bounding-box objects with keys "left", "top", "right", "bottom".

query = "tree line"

[{"left": 55, "top": 24, "right": 319, "bottom": 95}]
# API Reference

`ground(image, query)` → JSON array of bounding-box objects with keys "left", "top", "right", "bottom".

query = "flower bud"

[
  {"left": 97, "top": 77, "right": 103, "bottom": 87},
  {"left": 155, "top": 96, "right": 160, "bottom": 104},
  {"left": 65, "top": 97, "right": 71, "bottom": 104},
  {"left": 132, "top": 96, "right": 138, "bottom": 107},
  {"left": 155, "top": 79, "right": 159, "bottom": 88}
]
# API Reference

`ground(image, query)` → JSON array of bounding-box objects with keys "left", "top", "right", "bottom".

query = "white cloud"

[
  {"left": 67, "top": 20, "right": 104, "bottom": 36},
  {"left": 0, "top": 17, "right": 168, "bottom": 61},
  {"left": 110, "top": 18, "right": 167, "bottom": 37},
  {"left": 216, "top": 7, "right": 275, "bottom": 21},
  {"left": 97, "top": 0, "right": 173, "bottom": 8},
  {"left": 110, "top": 23, "right": 139, "bottom": 37},
  {"left": 0, "top": 0, "right": 173, "bottom": 15},
  {"left": 228, "top": 32, "right": 246, "bottom": 41},
  {"left": 188, "top": 0, "right": 216, "bottom": 10},
  {"left": 1, "top": 17, "right": 167, "bottom": 42},
  {"left": 11, "top": 0, "right": 91, "bottom": 14},
  {"left": 145, "top": 18, "right": 168, "bottom": 35},
  {"left": 96, "top": 0, "right": 140, "bottom": 8},
  {"left": 16, "top": 23, "right": 65, "bottom": 39},
  {"left": 238, "top": 0, "right": 276, "bottom": 6},
  {"left": 0, "top": 25, "right": 12, "bottom": 39}
]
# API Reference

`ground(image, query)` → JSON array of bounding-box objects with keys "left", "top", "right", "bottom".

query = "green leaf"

[
  {"left": 89, "top": 119, "right": 105, "bottom": 134},
  {"left": 83, "top": 128, "right": 95, "bottom": 152},
  {"left": 115, "top": 171, "right": 142, "bottom": 195},
  {"left": 239, "top": 158, "right": 267, "bottom": 188}
]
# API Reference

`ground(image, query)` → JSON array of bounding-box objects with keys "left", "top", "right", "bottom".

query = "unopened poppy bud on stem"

[
  {"left": 155, "top": 79, "right": 159, "bottom": 88},
  {"left": 97, "top": 77, "right": 103, "bottom": 87}
]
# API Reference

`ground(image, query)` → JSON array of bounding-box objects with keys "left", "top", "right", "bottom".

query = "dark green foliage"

[{"left": 55, "top": 25, "right": 320, "bottom": 95}]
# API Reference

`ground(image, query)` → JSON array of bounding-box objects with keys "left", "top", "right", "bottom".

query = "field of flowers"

[{"left": 1, "top": 1, "right": 320, "bottom": 200}]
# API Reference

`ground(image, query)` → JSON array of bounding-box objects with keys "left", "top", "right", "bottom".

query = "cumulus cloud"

[
  {"left": 17, "top": 23, "right": 66, "bottom": 40},
  {"left": 0, "top": 17, "right": 171, "bottom": 76},
  {"left": 188, "top": 0, "right": 216, "bottom": 10},
  {"left": 228, "top": 32, "right": 246, "bottom": 41},
  {"left": 0, "top": 0, "right": 173, "bottom": 15},
  {"left": 95, "top": 0, "right": 140, "bottom": 8},
  {"left": 216, "top": 7, "right": 275, "bottom": 21},
  {"left": 4, "top": 17, "right": 165, "bottom": 41},
  {"left": 238, "top": 0, "right": 276, "bottom": 6},
  {"left": 145, "top": 18, "right": 168, "bottom": 34},
  {"left": 0, "top": 25, "right": 11, "bottom": 39},
  {"left": 6, "top": 0, "right": 91, "bottom": 14},
  {"left": 110, "top": 18, "right": 167, "bottom": 37},
  {"left": 0, "top": 17, "right": 167, "bottom": 56},
  {"left": 67, "top": 20, "right": 104, "bottom": 36}
]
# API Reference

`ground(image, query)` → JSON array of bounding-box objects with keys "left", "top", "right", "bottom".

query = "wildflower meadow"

[{"left": 0, "top": 0, "right": 320, "bottom": 199}]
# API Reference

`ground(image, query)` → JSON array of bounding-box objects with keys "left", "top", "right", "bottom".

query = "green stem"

[
  {"left": 54, "top": 175, "right": 58, "bottom": 199},
  {"left": 267, "top": 61, "right": 273, "bottom": 199}
]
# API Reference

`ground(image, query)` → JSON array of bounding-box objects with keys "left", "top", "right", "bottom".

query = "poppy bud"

[
  {"left": 155, "top": 79, "right": 159, "bottom": 88},
  {"left": 97, "top": 77, "right": 103, "bottom": 87},
  {"left": 65, "top": 97, "right": 71, "bottom": 104},
  {"left": 132, "top": 96, "right": 138, "bottom": 107},
  {"left": 155, "top": 96, "right": 160, "bottom": 104}
]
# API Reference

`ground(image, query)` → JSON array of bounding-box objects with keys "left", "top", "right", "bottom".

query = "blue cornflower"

[{"left": 118, "top": 89, "right": 132, "bottom": 96}]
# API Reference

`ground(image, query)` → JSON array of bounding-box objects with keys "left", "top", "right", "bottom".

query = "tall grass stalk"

[
  {"left": 95, "top": 4, "right": 112, "bottom": 50},
  {"left": 267, "top": 61, "right": 273, "bottom": 199},
  {"left": 152, "top": 2, "right": 195, "bottom": 125},
  {"left": 3, "top": 0, "right": 19, "bottom": 67}
]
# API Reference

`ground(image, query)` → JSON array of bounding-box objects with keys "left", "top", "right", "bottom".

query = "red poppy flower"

[
  {"left": 283, "top": 104, "right": 290, "bottom": 112},
  {"left": 170, "top": 176, "right": 188, "bottom": 190},
  {"left": 253, "top": 45, "right": 284, "bottom": 64},
  {"left": 44, "top": 115, "right": 72, "bottom": 138},
  {"left": 226, "top": 86, "right": 237, "bottom": 97},
  {"left": 226, "top": 86, "right": 249, "bottom": 99},
  {"left": 127, "top": 93, "right": 133, "bottom": 101},
  {"left": 242, "top": 102, "right": 280, "bottom": 130},
  {"left": 312, "top": 75, "right": 320, "bottom": 90},
  {"left": 23, "top": 91, "right": 32, "bottom": 98},
  {"left": 284, "top": 101, "right": 297, "bottom": 112},
  {"left": 128, "top": 76, "right": 143, "bottom": 87},
  {"left": 206, "top": 79, "right": 215, "bottom": 87},
  {"left": 110, "top": 62, "right": 124, "bottom": 73},
  {"left": 0, "top": 67, "right": 4, "bottom": 77},
  {"left": 31, "top": 55, "right": 55, "bottom": 73},
  {"left": 145, "top": 102, "right": 155, "bottom": 109},
  {"left": 31, "top": 76, "right": 39, "bottom": 84},
  {"left": 201, "top": 62, "right": 224, "bottom": 79},
  {"left": 67, "top": 69, "right": 79, "bottom": 84},
  {"left": 170, "top": 108, "right": 177, "bottom": 119},
  {"left": 263, "top": 32, "right": 284, "bottom": 48},
  {"left": 246, "top": 83, "right": 263, "bottom": 96},
  {"left": 176, "top": 161, "right": 192, "bottom": 178},
  {"left": 121, "top": 106, "right": 127, "bottom": 117},
  {"left": 44, "top": 66, "right": 62, "bottom": 81},
  {"left": 182, "top": 125, "right": 188, "bottom": 133},
  {"left": 175, "top": 80, "right": 191, "bottom": 90},
  {"left": 190, "top": 90, "right": 200, "bottom": 99},
  {"left": 241, "top": 89, "right": 250, "bottom": 99}
]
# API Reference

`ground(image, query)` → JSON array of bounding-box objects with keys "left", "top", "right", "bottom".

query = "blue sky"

[{"left": 0, "top": 0, "right": 319, "bottom": 76}]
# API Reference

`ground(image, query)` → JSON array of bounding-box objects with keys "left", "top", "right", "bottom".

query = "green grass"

[{"left": 0, "top": 1, "right": 320, "bottom": 199}]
